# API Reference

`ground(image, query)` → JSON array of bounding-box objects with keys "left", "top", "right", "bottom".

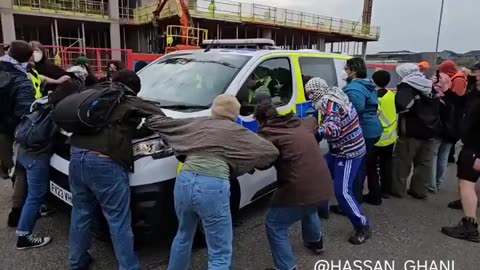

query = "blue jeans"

[
  {"left": 266, "top": 206, "right": 322, "bottom": 270},
  {"left": 69, "top": 147, "right": 140, "bottom": 270},
  {"left": 431, "top": 141, "right": 453, "bottom": 192},
  {"left": 168, "top": 171, "right": 232, "bottom": 270},
  {"left": 16, "top": 153, "right": 50, "bottom": 236},
  {"left": 326, "top": 153, "right": 368, "bottom": 227}
]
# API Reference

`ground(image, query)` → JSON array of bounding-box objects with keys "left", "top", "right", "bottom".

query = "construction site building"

[{"left": 0, "top": 0, "right": 380, "bottom": 68}]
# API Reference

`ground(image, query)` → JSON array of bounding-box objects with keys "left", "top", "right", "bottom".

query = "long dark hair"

[
  {"left": 346, "top": 57, "right": 368, "bottom": 79},
  {"left": 254, "top": 101, "right": 278, "bottom": 126}
]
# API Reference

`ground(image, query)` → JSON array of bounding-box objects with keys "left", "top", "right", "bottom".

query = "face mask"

[{"left": 33, "top": 51, "right": 43, "bottom": 63}]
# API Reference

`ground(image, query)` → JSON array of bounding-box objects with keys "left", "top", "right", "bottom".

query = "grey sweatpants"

[{"left": 391, "top": 136, "right": 437, "bottom": 197}]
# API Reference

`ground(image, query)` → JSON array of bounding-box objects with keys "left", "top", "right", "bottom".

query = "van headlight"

[{"left": 133, "top": 138, "right": 173, "bottom": 160}]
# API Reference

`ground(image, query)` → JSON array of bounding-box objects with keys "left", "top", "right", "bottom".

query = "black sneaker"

[
  {"left": 7, "top": 208, "right": 21, "bottom": 228},
  {"left": 39, "top": 205, "right": 56, "bottom": 217},
  {"left": 447, "top": 199, "right": 462, "bottom": 210},
  {"left": 407, "top": 190, "right": 427, "bottom": 200},
  {"left": 16, "top": 235, "right": 52, "bottom": 250},
  {"left": 304, "top": 238, "right": 324, "bottom": 254},
  {"left": 349, "top": 226, "right": 371, "bottom": 245},
  {"left": 441, "top": 218, "right": 480, "bottom": 243},
  {"left": 0, "top": 163, "right": 9, "bottom": 180},
  {"left": 446, "top": 200, "right": 480, "bottom": 210},
  {"left": 330, "top": 205, "right": 346, "bottom": 216},
  {"left": 363, "top": 194, "right": 382, "bottom": 206}
]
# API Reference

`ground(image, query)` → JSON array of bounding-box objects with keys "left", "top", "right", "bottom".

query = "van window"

[
  {"left": 138, "top": 53, "right": 251, "bottom": 112},
  {"left": 299, "top": 57, "right": 338, "bottom": 95},
  {"left": 237, "top": 57, "right": 293, "bottom": 116}
]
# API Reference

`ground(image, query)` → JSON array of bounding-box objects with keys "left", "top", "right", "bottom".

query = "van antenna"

[{"left": 204, "top": 39, "right": 216, "bottom": 52}]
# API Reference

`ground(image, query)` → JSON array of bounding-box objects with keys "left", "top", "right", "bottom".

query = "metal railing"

[
  {"left": 166, "top": 25, "right": 209, "bottom": 46},
  {"left": 127, "top": 0, "right": 379, "bottom": 40},
  {"left": 189, "top": 0, "right": 380, "bottom": 40},
  {"left": 13, "top": 0, "right": 109, "bottom": 19}
]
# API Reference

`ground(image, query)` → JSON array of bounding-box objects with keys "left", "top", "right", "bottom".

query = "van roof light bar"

[{"left": 202, "top": 39, "right": 277, "bottom": 50}]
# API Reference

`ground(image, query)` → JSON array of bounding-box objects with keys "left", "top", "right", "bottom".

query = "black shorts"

[{"left": 457, "top": 148, "right": 480, "bottom": 183}]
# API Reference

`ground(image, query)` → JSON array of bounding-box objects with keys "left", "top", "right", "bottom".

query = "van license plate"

[{"left": 50, "top": 181, "right": 72, "bottom": 206}]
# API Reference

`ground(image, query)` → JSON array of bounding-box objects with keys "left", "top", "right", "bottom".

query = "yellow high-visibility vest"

[
  {"left": 29, "top": 69, "right": 43, "bottom": 99},
  {"left": 375, "top": 90, "right": 398, "bottom": 147}
]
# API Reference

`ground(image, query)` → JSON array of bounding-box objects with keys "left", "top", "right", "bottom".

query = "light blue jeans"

[
  {"left": 16, "top": 153, "right": 50, "bottom": 236},
  {"left": 168, "top": 171, "right": 232, "bottom": 270},
  {"left": 430, "top": 141, "right": 453, "bottom": 192},
  {"left": 266, "top": 206, "right": 322, "bottom": 270},
  {"left": 69, "top": 147, "right": 140, "bottom": 270}
]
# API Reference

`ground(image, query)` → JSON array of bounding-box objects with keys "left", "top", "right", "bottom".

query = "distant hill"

[{"left": 366, "top": 50, "right": 479, "bottom": 67}]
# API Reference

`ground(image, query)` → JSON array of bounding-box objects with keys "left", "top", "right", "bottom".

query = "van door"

[
  {"left": 297, "top": 56, "right": 345, "bottom": 153},
  {"left": 235, "top": 56, "right": 296, "bottom": 207}
]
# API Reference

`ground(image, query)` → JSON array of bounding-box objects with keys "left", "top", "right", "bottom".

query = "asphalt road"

[{"left": 0, "top": 162, "right": 478, "bottom": 270}]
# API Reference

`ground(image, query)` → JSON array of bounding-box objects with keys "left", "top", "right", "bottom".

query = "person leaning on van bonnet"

[
  {"left": 0, "top": 40, "right": 36, "bottom": 227},
  {"left": 67, "top": 70, "right": 165, "bottom": 270}
]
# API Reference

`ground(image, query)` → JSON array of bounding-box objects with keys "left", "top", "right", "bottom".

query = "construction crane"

[
  {"left": 152, "top": 0, "right": 194, "bottom": 37},
  {"left": 361, "top": 0, "right": 373, "bottom": 58},
  {"left": 362, "top": 0, "right": 373, "bottom": 26}
]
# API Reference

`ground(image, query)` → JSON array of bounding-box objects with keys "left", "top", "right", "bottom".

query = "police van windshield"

[{"left": 138, "top": 53, "right": 251, "bottom": 111}]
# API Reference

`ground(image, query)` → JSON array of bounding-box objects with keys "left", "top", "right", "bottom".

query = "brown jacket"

[
  {"left": 144, "top": 115, "right": 279, "bottom": 177},
  {"left": 260, "top": 114, "right": 333, "bottom": 206}
]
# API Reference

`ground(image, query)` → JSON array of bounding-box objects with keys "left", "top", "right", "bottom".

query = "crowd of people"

[{"left": 0, "top": 39, "right": 479, "bottom": 270}]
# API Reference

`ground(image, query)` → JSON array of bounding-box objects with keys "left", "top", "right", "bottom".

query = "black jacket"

[
  {"left": 395, "top": 82, "right": 441, "bottom": 140},
  {"left": 441, "top": 90, "right": 466, "bottom": 142},
  {"left": 0, "top": 62, "right": 35, "bottom": 135},
  {"left": 460, "top": 90, "right": 480, "bottom": 156},
  {"left": 70, "top": 97, "right": 165, "bottom": 172},
  {"left": 34, "top": 59, "right": 66, "bottom": 92}
]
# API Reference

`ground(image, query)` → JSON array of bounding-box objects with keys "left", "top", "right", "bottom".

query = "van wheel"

[{"left": 193, "top": 178, "right": 241, "bottom": 247}]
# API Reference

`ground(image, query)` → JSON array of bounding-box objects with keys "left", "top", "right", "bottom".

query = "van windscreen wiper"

[{"left": 161, "top": 104, "right": 210, "bottom": 110}]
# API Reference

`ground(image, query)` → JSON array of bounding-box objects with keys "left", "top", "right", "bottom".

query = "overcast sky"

[{"left": 239, "top": 0, "right": 479, "bottom": 53}]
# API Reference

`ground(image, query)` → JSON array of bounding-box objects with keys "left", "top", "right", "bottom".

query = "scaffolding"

[
  {"left": 125, "top": 0, "right": 380, "bottom": 41},
  {"left": 13, "top": 0, "right": 110, "bottom": 20}
]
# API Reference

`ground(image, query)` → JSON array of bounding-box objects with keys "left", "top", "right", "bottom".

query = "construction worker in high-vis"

[{"left": 364, "top": 70, "right": 397, "bottom": 206}]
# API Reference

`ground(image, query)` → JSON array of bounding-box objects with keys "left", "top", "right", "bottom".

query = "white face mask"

[{"left": 33, "top": 51, "right": 43, "bottom": 63}]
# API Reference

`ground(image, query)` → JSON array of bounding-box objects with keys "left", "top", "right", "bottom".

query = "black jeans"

[
  {"left": 354, "top": 137, "right": 380, "bottom": 202},
  {"left": 366, "top": 144, "right": 395, "bottom": 200}
]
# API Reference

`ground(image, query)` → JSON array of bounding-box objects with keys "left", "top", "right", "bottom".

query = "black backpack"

[
  {"left": 14, "top": 102, "right": 56, "bottom": 150},
  {"left": 52, "top": 82, "right": 135, "bottom": 134}
]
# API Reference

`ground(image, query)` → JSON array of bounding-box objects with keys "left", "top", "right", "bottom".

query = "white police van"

[{"left": 49, "top": 40, "right": 350, "bottom": 241}]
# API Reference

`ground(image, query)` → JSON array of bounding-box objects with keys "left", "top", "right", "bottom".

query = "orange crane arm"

[
  {"left": 153, "top": 0, "right": 169, "bottom": 18},
  {"left": 153, "top": 0, "right": 194, "bottom": 28}
]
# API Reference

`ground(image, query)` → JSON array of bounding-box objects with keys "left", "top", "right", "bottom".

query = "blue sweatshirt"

[{"left": 343, "top": 79, "right": 383, "bottom": 139}]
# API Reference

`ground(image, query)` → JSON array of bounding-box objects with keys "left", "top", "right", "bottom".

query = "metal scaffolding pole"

[
  {"left": 434, "top": 0, "right": 446, "bottom": 65},
  {"left": 81, "top": 23, "right": 86, "bottom": 50},
  {"left": 54, "top": 19, "right": 59, "bottom": 50}
]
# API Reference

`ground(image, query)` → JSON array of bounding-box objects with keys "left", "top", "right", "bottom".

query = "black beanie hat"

[{"left": 8, "top": 40, "right": 34, "bottom": 63}]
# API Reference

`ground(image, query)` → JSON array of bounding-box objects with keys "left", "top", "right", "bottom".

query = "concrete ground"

[{"left": 0, "top": 163, "right": 478, "bottom": 270}]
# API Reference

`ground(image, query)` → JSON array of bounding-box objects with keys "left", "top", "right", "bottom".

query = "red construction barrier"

[{"left": 63, "top": 47, "right": 134, "bottom": 77}]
